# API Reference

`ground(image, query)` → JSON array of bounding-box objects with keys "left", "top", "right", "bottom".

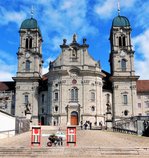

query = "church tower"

[
  {"left": 13, "top": 17, "right": 43, "bottom": 124},
  {"left": 109, "top": 12, "right": 139, "bottom": 120}
]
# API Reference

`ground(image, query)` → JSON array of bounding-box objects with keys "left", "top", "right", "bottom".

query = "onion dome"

[
  {"left": 112, "top": 15, "right": 130, "bottom": 27},
  {"left": 20, "top": 18, "right": 39, "bottom": 29}
]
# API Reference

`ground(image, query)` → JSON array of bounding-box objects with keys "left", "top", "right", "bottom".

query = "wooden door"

[{"left": 71, "top": 111, "right": 78, "bottom": 125}]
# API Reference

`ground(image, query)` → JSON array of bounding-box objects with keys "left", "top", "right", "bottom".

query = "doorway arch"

[{"left": 71, "top": 111, "right": 78, "bottom": 125}]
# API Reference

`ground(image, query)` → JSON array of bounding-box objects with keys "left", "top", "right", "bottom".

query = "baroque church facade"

[{"left": 1, "top": 13, "right": 149, "bottom": 126}]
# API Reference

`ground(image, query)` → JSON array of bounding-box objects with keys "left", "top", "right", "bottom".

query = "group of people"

[
  {"left": 47, "top": 135, "right": 63, "bottom": 147},
  {"left": 80, "top": 121, "right": 103, "bottom": 130}
]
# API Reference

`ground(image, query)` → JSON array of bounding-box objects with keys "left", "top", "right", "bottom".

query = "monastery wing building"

[{"left": 0, "top": 13, "right": 149, "bottom": 126}]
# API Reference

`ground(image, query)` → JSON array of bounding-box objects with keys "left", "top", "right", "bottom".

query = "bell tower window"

[
  {"left": 119, "top": 37, "right": 122, "bottom": 47},
  {"left": 29, "top": 38, "right": 32, "bottom": 49},
  {"left": 25, "top": 38, "right": 32, "bottom": 49},
  {"left": 123, "top": 36, "right": 126, "bottom": 46},
  {"left": 26, "top": 60, "right": 30, "bottom": 71},
  {"left": 121, "top": 59, "right": 126, "bottom": 71},
  {"left": 26, "top": 38, "right": 28, "bottom": 49},
  {"left": 119, "top": 36, "right": 126, "bottom": 47}
]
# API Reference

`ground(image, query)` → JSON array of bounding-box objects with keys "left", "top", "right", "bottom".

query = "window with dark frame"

[{"left": 25, "top": 95, "right": 28, "bottom": 104}]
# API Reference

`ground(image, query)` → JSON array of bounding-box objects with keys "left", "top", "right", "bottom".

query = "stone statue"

[
  {"left": 63, "top": 39, "right": 67, "bottom": 45},
  {"left": 72, "top": 34, "right": 77, "bottom": 43},
  {"left": 83, "top": 38, "right": 86, "bottom": 44},
  {"left": 25, "top": 103, "right": 31, "bottom": 115}
]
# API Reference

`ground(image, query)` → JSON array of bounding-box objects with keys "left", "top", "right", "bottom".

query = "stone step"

[{"left": 0, "top": 147, "right": 149, "bottom": 157}]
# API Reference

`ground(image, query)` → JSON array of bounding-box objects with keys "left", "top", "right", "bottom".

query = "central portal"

[{"left": 71, "top": 111, "right": 78, "bottom": 125}]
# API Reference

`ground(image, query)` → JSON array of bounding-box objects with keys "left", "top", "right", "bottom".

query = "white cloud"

[
  {"left": 121, "top": 0, "right": 136, "bottom": 8},
  {"left": 42, "top": 55, "right": 56, "bottom": 75},
  {"left": 0, "top": 6, "right": 26, "bottom": 27},
  {"left": 42, "top": 67, "right": 48, "bottom": 75},
  {"left": 94, "top": 0, "right": 115, "bottom": 19},
  {"left": 0, "top": 50, "right": 16, "bottom": 81},
  {"left": 133, "top": 29, "right": 149, "bottom": 79},
  {"left": 0, "top": 72, "right": 14, "bottom": 81},
  {"left": 94, "top": 0, "right": 136, "bottom": 19},
  {"left": 60, "top": 1, "right": 74, "bottom": 10},
  {"left": 36, "top": 0, "right": 98, "bottom": 51}
]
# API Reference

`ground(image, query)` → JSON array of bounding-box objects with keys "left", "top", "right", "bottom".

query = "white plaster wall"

[{"left": 0, "top": 112, "right": 15, "bottom": 138}]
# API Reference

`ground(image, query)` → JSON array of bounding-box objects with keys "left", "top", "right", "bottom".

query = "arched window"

[
  {"left": 119, "top": 37, "right": 122, "bottom": 47},
  {"left": 26, "top": 60, "right": 30, "bottom": 71},
  {"left": 119, "top": 36, "right": 126, "bottom": 47},
  {"left": 71, "top": 87, "right": 78, "bottom": 102},
  {"left": 123, "top": 36, "right": 126, "bottom": 46},
  {"left": 91, "top": 106, "right": 95, "bottom": 111},
  {"left": 124, "top": 110, "right": 128, "bottom": 116},
  {"left": 25, "top": 38, "right": 32, "bottom": 49},
  {"left": 55, "top": 106, "right": 58, "bottom": 112},
  {"left": 29, "top": 38, "right": 32, "bottom": 49},
  {"left": 106, "top": 94, "right": 110, "bottom": 103},
  {"left": 121, "top": 59, "right": 126, "bottom": 71},
  {"left": 26, "top": 38, "right": 28, "bottom": 49}
]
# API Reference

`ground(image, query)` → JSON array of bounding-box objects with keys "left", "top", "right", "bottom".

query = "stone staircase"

[
  {"left": 0, "top": 147, "right": 149, "bottom": 157},
  {"left": 1, "top": 127, "right": 149, "bottom": 157}
]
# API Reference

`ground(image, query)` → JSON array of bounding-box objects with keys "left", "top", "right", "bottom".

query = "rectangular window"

[
  {"left": 91, "top": 92, "right": 95, "bottom": 101},
  {"left": 25, "top": 95, "right": 28, "bottom": 104},
  {"left": 55, "top": 92, "right": 58, "bottom": 100},
  {"left": 106, "top": 94, "right": 110, "bottom": 103},
  {"left": 70, "top": 88, "right": 78, "bottom": 102},
  {"left": 145, "top": 102, "right": 149, "bottom": 108},
  {"left": 123, "top": 95, "right": 128, "bottom": 104},
  {"left": 42, "top": 94, "right": 45, "bottom": 104},
  {"left": 121, "top": 59, "right": 126, "bottom": 71},
  {"left": 26, "top": 60, "right": 30, "bottom": 71},
  {"left": 138, "top": 103, "right": 141, "bottom": 108}
]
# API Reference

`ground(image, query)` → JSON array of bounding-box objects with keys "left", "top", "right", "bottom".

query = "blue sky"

[{"left": 0, "top": 0, "right": 149, "bottom": 81}]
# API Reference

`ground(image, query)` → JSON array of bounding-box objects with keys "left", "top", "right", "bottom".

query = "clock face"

[
  {"left": 25, "top": 52, "right": 30, "bottom": 58},
  {"left": 120, "top": 50, "right": 126, "bottom": 57}
]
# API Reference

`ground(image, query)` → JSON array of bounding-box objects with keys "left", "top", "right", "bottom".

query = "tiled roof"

[
  {"left": 42, "top": 73, "right": 48, "bottom": 81},
  {"left": 0, "top": 82, "right": 15, "bottom": 91},
  {"left": 137, "top": 80, "right": 149, "bottom": 93}
]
